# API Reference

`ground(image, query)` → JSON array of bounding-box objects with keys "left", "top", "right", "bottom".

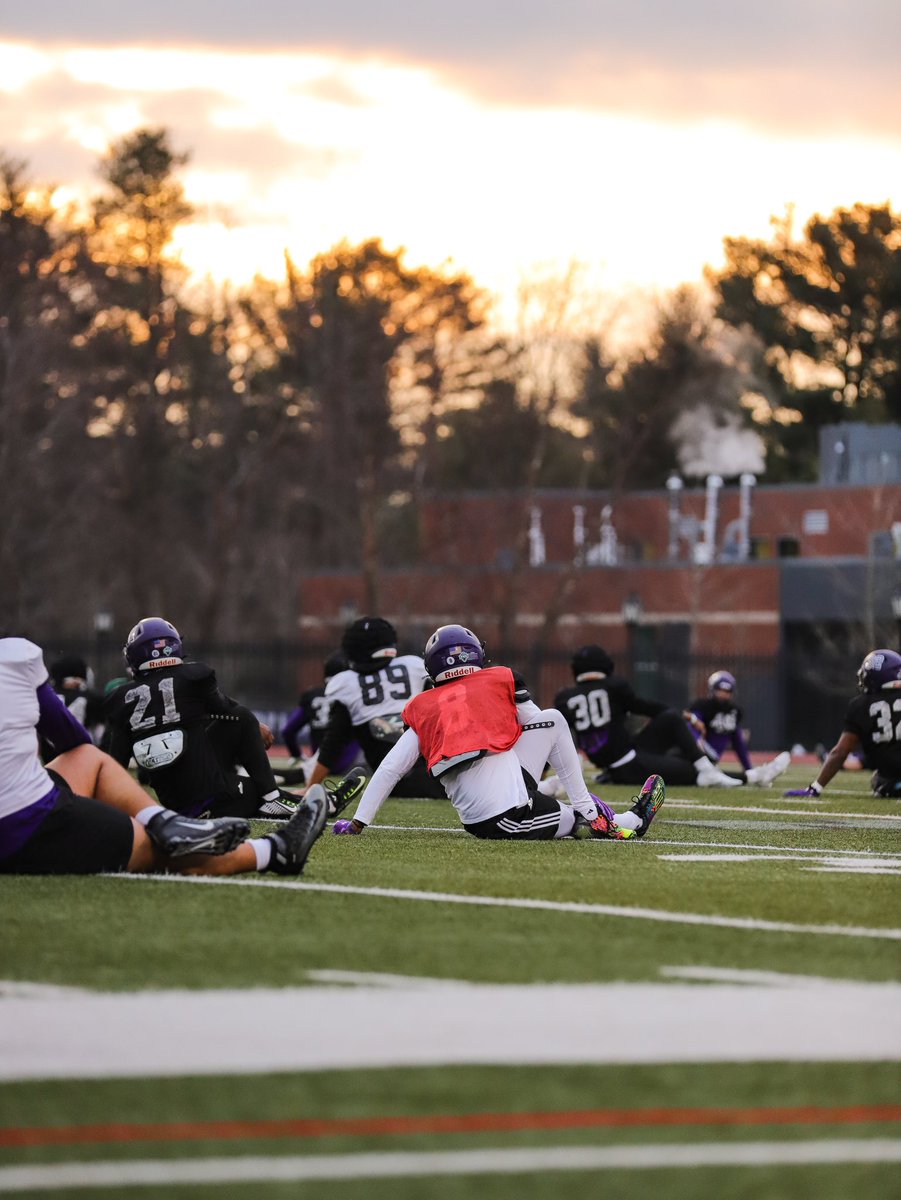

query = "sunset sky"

[{"left": 2, "top": 3, "right": 899, "bottom": 322}]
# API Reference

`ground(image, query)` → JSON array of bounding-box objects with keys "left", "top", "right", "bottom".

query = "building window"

[{"left": 802, "top": 510, "right": 829, "bottom": 535}]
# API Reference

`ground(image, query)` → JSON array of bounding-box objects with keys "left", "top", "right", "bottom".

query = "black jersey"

[
  {"left": 843, "top": 691, "right": 901, "bottom": 777},
  {"left": 104, "top": 661, "right": 260, "bottom": 811},
  {"left": 688, "top": 695, "right": 752, "bottom": 770},
  {"left": 553, "top": 674, "right": 666, "bottom": 768}
]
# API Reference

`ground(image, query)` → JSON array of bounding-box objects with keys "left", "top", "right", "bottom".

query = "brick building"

[{"left": 298, "top": 423, "right": 900, "bottom": 748}]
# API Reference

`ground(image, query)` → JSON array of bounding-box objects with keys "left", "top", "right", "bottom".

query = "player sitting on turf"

[
  {"left": 330, "top": 624, "right": 664, "bottom": 842},
  {"left": 281, "top": 650, "right": 366, "bottom": 785},
  {"left": 553, "top": 645, "right": 788, "bottom": 790},
  {"left": 688, "top": 670, "right": 791, "bottom": 787},
  {"left": 104, "top": 617, "right": 303, "bottom": 822},
  {"left": 785, "top": 648, "right": 901, "bottom": 800},
  {"left": 0, "top": 637, "right": 328, "bottom": 877},
  {"left": 305, "top": 616, "right": 445, "bottom": 801}
]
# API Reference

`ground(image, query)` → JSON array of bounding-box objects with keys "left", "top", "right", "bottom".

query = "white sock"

[
  {"left": 694, "top": 756, "right": 714, "bottom": 772},
  {"left": 617, "top": 811, "right": 642, "bottom": 831},
  {"left": 554, "top": 807, "right": 577, "bottom": 838},
  {"left": 250, "top": 838, "right": 272, "bottom": 871},
  {"left": 136, "top": 805, "right": 166, "bottom": 827},
  {"left": 576, "top": 799, "right": 599, "bottom": 821}
]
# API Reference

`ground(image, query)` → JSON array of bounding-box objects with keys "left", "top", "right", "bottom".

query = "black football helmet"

[
  {"left": 857, "top": 649, "right": 901, "bottom": 693},
  {"left": 341, "top": 617, "right": 398, "bottom": 671},
  {"left": 571, "top": 644, "right": 614, "bottom": 680},
  {"left": 323, "top": 650, "right": 349, "bottom": 678},
  {"left": 49, "top": 654, "right": 89, "bottom": 687}
]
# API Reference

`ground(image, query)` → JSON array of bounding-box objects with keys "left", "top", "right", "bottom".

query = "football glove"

[
  {"left": 333, "top": 818, "right": 363, "bottom": 835},
  {"left": 783, "top": 782, "right": 823, "bottom": 798}
]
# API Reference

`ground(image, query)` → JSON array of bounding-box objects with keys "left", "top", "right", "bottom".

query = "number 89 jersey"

[{"left": 322, "top": 655, "right": 429, "bottom": 765}]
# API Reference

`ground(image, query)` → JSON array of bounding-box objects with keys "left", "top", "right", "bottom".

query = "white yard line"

[
  {"left": 659, "top": 853, "right": 901, "bottom": 870},
  {"left": 665, "top": 800, "right": 901, "bottom": 822},
  {"left": 651, "top": 839, "right": 901, "bottom": 857},
  {"left": 113, "top": 872, "right": 901, "bottom": 941},
  {"left": 1, "top": 1139, "right": 900, "bottom": 1191},
  {"left": 336, "top": 826, "right": 901, "bottom": 858},
  {"left": 1, "top": 977, "right": 900, "bottom": 1081}
]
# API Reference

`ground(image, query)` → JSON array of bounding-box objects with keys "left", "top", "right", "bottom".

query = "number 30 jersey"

[
  {"left": 317, "top": 655, "right": 429, "bottom": 771},
  {"left": 553, "top": 674, "right": 666, "bottom": 768}
]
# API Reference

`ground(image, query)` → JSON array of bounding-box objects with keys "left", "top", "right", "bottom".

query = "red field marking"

[{"left": 3, "top": 1104, "right": 900, "bottom": 1148}]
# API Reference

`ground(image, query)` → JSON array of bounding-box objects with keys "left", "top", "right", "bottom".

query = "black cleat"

[
  {"left": 326, "top": 766, "right": 369, "bottom": 817},
  {"left": 266, "top": 786, "right": 329, "bottom": 875},
  {"left": 146, "top": 811, "right": 250, "bottom": 858},
  {"left": 628, "top": 774, "right": 665, "bottom": 838},
  {"left": 257, "top": 789, "right": 303, "bottom": 820}
]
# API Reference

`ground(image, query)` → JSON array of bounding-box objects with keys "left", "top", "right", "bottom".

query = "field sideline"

[{"left": 1, "top": 761, "right": 899, "bottom": 1198}]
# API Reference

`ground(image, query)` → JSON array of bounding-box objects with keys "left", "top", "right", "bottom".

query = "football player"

[
  {"left": 688, "top": 671, "right": 791, "bottom": 787},
  {"left": 306, "top": 616, "right": 445, "bottom": 799},
  {"left": 105, "top": 617, "right": 302, "bottom": 821},
  {"left": 48, "top": 653, "right": 105, "bottom": 743},
  {"left": 280, "top": 650, "right": 365, "bottom": 784},
  {"left": 552, "top": 644, "right": 744, "bottom": 788},
  {"left": 785, "top": 648, "right": 901, "bottom": 799},
  {"left": 0, "top": 637, "right": 327, "bottom": 877},
  {"left": 331, "top": 623, "right": 665, "bottom": 841}
]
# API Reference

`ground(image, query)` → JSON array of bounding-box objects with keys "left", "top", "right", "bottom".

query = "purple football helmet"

[
  {"left": 857, "top": 649, "right": 901, "bottom": 693},
  {"left": 124, "top": 617, "right": 183, "bottom": 672},
  {"left": 708, "top": 670, "right": 736, "bottom": 695},
  {"left": 424, "top": 624, "right": 485, "bottom": 683}
]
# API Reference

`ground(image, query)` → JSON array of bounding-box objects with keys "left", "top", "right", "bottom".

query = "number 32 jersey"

[
  {"left": 844, "top": 691, "right": 901, "bottom": 777},
  {"left": 318, "top": 655, "right": 429, "bottom": 770}
]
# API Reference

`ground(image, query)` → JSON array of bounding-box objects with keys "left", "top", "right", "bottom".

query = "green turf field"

[{"left": 1, "top": 762, "right": 899, "bottom": 1197}]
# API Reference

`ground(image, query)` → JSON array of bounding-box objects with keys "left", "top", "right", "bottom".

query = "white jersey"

[
  {"left": 352, "top": 699, "right": 589, "bottom": 828},
  {"left": 324, "top": 655, "right": 430, "bottom": 728},
  {"left": 0, "top": 638, "right": 54, "bottom": 819}
]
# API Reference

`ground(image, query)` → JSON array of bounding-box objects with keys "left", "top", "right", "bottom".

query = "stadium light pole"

[
  {"left": 892, "top": 591, "right": 901, "bottom": 648},
  {"left": 93, "top": 610, "right": 113, "bottom": 685},
  {"left": 621, "top": 592, "right": 643, "bottom": 678}
]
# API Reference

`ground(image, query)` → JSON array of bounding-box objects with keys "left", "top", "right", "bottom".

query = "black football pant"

[{"left": 609, "top": 708, "right": 703, "bottom": 787}]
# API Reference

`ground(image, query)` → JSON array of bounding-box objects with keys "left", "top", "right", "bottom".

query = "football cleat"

[
  {"left": 256, "top": 789, "right": 303, "bottom": 820},
  {"left": 326, "top": 766, "right": 369, "bottom": 817},
  {"left": 745, "top": 751, "right": 791, "bottom": 788},
  {"left": 629, "top": 774, "right": 665, "bottom": 838},
  {"left": 584, "top": 795, "right": 634, "bottom": 840},
  {"left": 146, "top": 810, "right": 250, "bottom": 858},
  {"left": 695, "top": 760, "right": 743, "bottom": 788},
  {"left": 871, "top": 771, "right": 901, "bottom": 798},
  {"left": 265, "top": 786, "right": 329, "bottom": 875}
]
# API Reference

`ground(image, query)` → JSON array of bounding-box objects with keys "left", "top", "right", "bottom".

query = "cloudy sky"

[{"left": 2, "top": 2, "right": 899, "bottom": 320}]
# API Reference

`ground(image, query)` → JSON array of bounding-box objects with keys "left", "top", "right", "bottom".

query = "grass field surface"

[{"left": 1, "top": 761, "right": 899, "bottom": 1197}]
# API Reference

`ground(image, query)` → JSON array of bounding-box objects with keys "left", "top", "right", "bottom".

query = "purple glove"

[
  {"left": 589, "top": 795, "right": 617, "bottom": 823},
  {"left": 783, "top": 785, "right": 821, "bottom": 798},
  {"left": 333, "top": 819, "right": 361, "bottom": 835}
]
